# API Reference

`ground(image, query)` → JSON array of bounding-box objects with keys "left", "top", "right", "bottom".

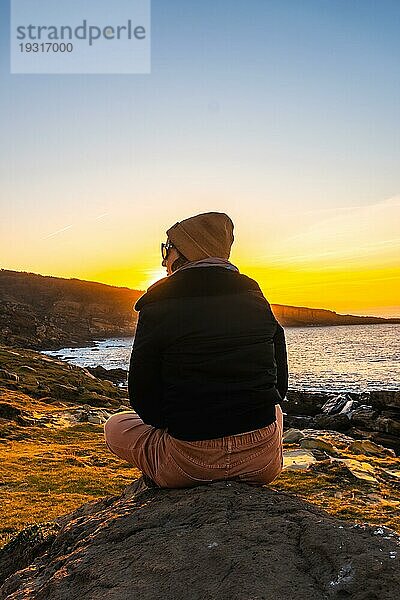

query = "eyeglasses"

[{"left": 161, "top": 239, "right": 174, "bottom": 260}]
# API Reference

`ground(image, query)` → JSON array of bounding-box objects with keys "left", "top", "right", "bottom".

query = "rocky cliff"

[
  {"left": 271, "top": 303, "right": 400, "bottom": 327},
  {"left": 1, "top": 480, "right": 399, "bottom": 600},
  {"left": 0, "top": 270, "right": 142, "bottom": 349}
]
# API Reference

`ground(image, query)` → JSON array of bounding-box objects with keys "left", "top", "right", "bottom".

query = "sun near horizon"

[
  {"left": 3, "top": 194, "right": 399, "bottom": 321},
  {"left": 2, "top": 196, "right": 399, "bottom": 319}
]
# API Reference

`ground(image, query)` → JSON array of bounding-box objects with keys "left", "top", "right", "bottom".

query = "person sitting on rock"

[{"left": 104, "top": 211, "right": 288, "bottom": 488}]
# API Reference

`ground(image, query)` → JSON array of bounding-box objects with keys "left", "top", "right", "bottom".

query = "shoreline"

[
  {"left": 37, "top": 319, "right": 400, "bottom": 353},
  {"left": 2, "top": 342, "right": 399, "bottom": 455},
  {"left": 40, "top": 345, "right": 400, "bottom": 395}
]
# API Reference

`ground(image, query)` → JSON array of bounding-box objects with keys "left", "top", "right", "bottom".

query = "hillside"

[
  {"left": 1, "top": 269, "right": 399, "bottom": 350},
  {"left": 0, "top": 270, "right": 142, "bottom": 349},
  {"left": 271, "top": 303, "right": 400, "bottom": 327}
]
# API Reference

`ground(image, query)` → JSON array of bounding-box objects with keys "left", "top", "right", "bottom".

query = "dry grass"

[
  {"left": 272, "top": 459, "right": 400, "bottom": 533},
  {"left": 0, "top": 420, "right": 140, "bottom": 547},
  {"left": 0, "top": 345, "right": 135, "bottom": 547}
]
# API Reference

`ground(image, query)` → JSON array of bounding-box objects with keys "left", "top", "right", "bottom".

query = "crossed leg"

[{"left": 104, "top": 411, "right": 168, "bottom": 482}]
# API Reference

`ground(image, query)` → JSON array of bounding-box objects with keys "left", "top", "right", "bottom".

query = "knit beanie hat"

[{"left": 166, "top": 212, "right": 234, "bottom": 262}]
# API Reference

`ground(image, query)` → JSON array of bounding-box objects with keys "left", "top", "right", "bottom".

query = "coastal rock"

[
  {"left": 300, "top": 437, "right": 340, "bottom": 456},
  {"left": 0, "top": 370, "right": 19, "bottom": 383},
  {"left": 80, "top": 368, "right": 97, "bottom": 380},
  {"left": 282, "top": 389, "right": 399, "bottom": 456},
  {"left": 283, "top": 449, "right": 317, "bottom": 469},
  {"left": 368, "top": 390, "right": 400, "bottom": 410},
  {"left": 320, "top": 394, "right": 351, "bottom": 415},
  {"left": 74, "top": 407, "right": 112, "bottom": 425},
  {"left": 338, "top": 398, "right": 358, "bottom": 415},
  {"left": 0, "top": 271, "right": 141, "bottom": 350},
  {"left": 79, "top": 395, "right": 119, "bottom": 408},
  {"left": 87, "top": 415, "right": 104, "bottom": 425},
  {"left": 87, "top": 366, "right": 128, "bottom": 385},
  {"left": 369, "top": 433, "right": 400, "bottom": 455},
  {"left": 36, "top": 382, "right": 51, "bottom": 396},
  {"left": 301, "top": 429, "right": 355, "bottom": 449},
  {"left": 283, "top": 415, "right": 316, "bottom": 429},
  {"left": 376, "top": 416, "right": 400, "bottom": 437},
  {"left": 0, "top": 402, "right": 21, "bottom": 421},
  {"left": 335, "top": 459, "right": 378, "bottom": 483},
  {"left": 283, "top": 390, "right": 327, "bottom": 416},
  {"left": 314, "top": 413, "right": 351, "bottom": 432},
  {"left": 347, "top": 428, "right": 400, "bottom": 456},
  {"left": 18, "top": 366, "right": 36, "bottom": 373},
  {"left": 283, "top": 428, "right": 304, "bottom": 443},
  {"left": 50, "top": 383, "right": 79, "bottom": 401},
  {"left": 1, "top": 480, "right": 399, "bottom": 600},
  {"left": 272, "top": 303, "right": 400, "bottom": 327},
  {"left": 380, "top": 409, "right": 400, "bottom": 421},
  {"left": 0, "top": 402, "right": 35, "bottom": 427},
  {"left": 350, "top": 406, "right": 379, "bottom": 430},
  {"left": 347, "top": 440, "right": 396, "bottom": 458},
  {"left": 310, "top": 458, "right": 379, "bottom": 484},
  {"left": 75, "top": 410, "right": 88, "bottom": 422}
]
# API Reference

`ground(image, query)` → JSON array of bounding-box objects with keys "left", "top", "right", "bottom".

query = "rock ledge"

[{"left": 1, "top": 480, "right": 400, "bottom": 600}]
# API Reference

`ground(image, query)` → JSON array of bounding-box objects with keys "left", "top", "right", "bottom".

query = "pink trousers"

[{"left": 104, "top": 405, "right": 283, "bottom": 488}]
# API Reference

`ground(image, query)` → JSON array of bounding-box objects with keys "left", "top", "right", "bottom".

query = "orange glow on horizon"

[
  {"left": 13, "top": 258, "right": 396, "bottom": 319},
  {"left": 2, "top": 197, "right": 399, "bottom": 319}
]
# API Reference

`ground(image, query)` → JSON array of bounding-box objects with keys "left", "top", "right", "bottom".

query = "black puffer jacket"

[{"left": 128, "top": 267, "right": 288, "bottom": 441}]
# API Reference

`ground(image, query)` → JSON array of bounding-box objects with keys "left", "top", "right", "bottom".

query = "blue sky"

[{"left": 0, "top": 0, "right": 399, "bottom": 315}]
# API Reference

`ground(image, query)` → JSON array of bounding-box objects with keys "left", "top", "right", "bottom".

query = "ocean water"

[{"left": 43, "top": 323, "right": 400, "bottom": 393}]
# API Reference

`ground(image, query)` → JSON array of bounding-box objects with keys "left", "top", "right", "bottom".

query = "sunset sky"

[{"left": 1, "top": 1, "right": 399, "bottom": 317}]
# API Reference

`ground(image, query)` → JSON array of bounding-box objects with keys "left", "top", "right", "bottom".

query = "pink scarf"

[{"left": 173, "top": 257, "right": 239, "bottom": 274}]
